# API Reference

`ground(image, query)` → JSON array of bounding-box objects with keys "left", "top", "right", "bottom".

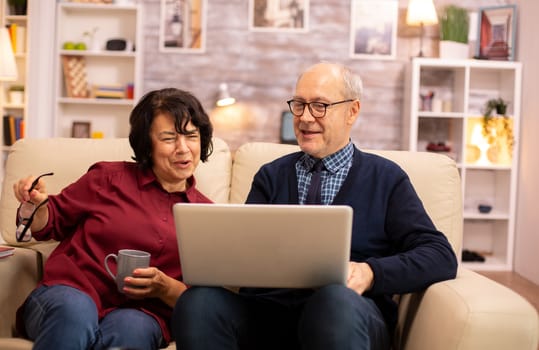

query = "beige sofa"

[{"left": 0, "top": 137, "right": 537, "bottom": 350}]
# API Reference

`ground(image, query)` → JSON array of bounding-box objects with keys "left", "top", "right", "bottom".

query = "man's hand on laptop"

[{"left": 347, "top": 262, "right": 374, "bottom": 295}]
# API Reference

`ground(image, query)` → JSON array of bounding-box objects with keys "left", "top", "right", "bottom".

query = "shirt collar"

[
  {"left": 300, "top": 141, "right": 354, "bottom": 173},
  {"left": 138, "top": 166, "right": 198, "bottom": 198}
]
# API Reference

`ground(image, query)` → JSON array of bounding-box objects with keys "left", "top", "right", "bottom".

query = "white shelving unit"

[
  {"left": 54, "top": 2, "right": 142, "bottom": 139},
  {"left": 0, "top": 0, "right": 30, "bottom": 183},
  {"left": 403, "top": 57, "right": 522, "bottom": 271}
]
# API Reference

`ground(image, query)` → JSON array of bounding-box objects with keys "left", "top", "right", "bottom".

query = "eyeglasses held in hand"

[
  {"left": 15, "top": 172, "right": 54, "bottom": 242},
  {"left": 286, "top": 99, "right": 354, "bottom": 118}
]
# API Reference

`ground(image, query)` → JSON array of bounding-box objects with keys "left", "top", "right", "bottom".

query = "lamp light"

[
  {"left": 216, "top": 83, "right": 235, "bottom": 107},
  {"left": 0, "top": 27, "right": 18, "bottom": 81},
  {"left": 470, "top": 123, "right": 490, "bottom": 165},
  {"left": 406, "top": 0, "right": 439, "bottom": 57}
]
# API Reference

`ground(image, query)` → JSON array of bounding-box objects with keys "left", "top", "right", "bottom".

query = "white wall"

[
  {"left": 26, "top": 0, "right": 56, "bottom": 138},
  {"left": 514, "top": 0, "right": 539, "bottom": 284}
]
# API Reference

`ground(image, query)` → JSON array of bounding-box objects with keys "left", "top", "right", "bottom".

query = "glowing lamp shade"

[
  {"left": 216, "top": 83, "right": 235, "bottom": 107},
  {"left": 406, "top": 0, "right": 438, "bottom": 26},
  {"left": 0, "top": 27, "right": 17, "bottom": 81},
  {"left": 406, "top": 0, "right": 439, "bottom": 57}
]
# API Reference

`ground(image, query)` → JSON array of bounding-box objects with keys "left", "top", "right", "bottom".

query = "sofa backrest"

[
  {"left": 0, "top": 137, "right": 232, "bottom": 246},
  {"left": 0, "top": 138, "right": 462, "bottom": 256},
  {"left": 231, "top": 142, "right": 462, "bottom": 254}
]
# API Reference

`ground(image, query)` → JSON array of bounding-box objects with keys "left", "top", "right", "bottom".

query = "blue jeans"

[
  {"left": 22, "top": 285, "right": 163, "bottom": 350},
  {"left": 172, "top": 284, "right": 390, "bottom": 350}
]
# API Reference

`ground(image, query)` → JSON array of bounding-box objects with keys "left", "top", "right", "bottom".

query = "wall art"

[
  {"left": 350, "top": 0, "right": 398, "bottom": 60},
  {"left": 160, "top": 0, "right": 206, "bottom": 52},
  {"left": 249, "top": 0, "right": 308, "bottom": 32},
  {"left": 476, "top": 5, "right": 517, "bottom": 61}
]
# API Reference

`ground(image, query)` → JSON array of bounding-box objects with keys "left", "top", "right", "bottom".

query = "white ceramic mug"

[{"left": 104, "top": 249, "right": 151, "bottom": 293}]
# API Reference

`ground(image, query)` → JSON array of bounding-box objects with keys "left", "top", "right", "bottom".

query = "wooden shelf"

[
  {"left": 59, "top": 50, "right": 136, "bottom": 58},
  {"left": 58, "top": 97, "right": 134, "bottom": 106}
]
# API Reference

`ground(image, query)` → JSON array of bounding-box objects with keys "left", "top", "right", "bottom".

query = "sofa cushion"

[
  {"left": 230, "top": 142, "right": 300, "bottom": 203},
  {"left": 0, "top": 137, "right": 231, "bottom": 246},
  {"left": 231, "top": 142, "right": 462, "bottom": 254}
]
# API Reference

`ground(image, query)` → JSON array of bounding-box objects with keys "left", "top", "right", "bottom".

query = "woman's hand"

[
  {"left": 13, "top": 175, "right": 49, "bottom": 204},
  {"left": 123, "top": 267, "right": 188, "bottom": 307},
  {"left": 13, "top": 175, "right": 50, "bottom": 232},
  {"left": 347, "top": 262, "right": 374, "bottom": 295}
]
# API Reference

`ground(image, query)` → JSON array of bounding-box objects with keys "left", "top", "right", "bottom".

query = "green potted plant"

[
  {"left": 7, "top": 0, "right": 27, "bottom": 16},
  {"left": 482, "top": 98, "right": 513, "bottom": 154},
  {"left": 439, "top": 5, "right": 469, "bottom": 59}
]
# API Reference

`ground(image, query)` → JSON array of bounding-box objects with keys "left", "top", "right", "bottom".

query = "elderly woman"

[{"left": 13, "top": 88, "right": 213, "bottom": 350}]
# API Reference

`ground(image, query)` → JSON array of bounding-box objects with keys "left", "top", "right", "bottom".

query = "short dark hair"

[{"left": 129, "top": 88, "right": 213, "bottom": 169}]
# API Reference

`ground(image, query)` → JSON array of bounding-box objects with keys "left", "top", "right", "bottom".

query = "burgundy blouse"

[{"left": 31, "top": 161, "right": 212, "bottom": 343}]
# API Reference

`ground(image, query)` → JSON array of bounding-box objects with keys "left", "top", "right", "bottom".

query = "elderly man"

[{"left": 172, "top": 62, "right": 457, "bottom": 350}]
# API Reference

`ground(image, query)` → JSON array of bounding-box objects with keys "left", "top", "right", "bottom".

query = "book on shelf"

[
  {"left": 0, "top": 246, "right": 15, "bottom": 259},
  {"left": 3, "top": 115, "right": 25, "bottom": 146},
  {"left": 6, "top": 23, "right": 17, "bottom": 52},
  {"left": 15, "top": 25, "right": 26, "bottom": 54},
  {"left": 92, "top": 85, "right": 126, "bottom": 99},
  {"left": 5, "top": 23, "right": 25, "bottom": 53}
]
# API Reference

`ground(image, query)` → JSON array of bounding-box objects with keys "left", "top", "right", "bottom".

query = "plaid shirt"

[{"left": 296, "top": 142, "right": 353, "bottom": 204}]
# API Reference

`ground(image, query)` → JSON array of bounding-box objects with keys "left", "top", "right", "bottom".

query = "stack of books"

[
  {"left": 3, "top": 115, "right": 25, "bottom": 146},
  {"left": 92, "top": 85, "right": 125, "bottom": 99}
]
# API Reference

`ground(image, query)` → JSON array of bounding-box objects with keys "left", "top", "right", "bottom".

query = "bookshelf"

[
  {"left": 53, "top": 2, "right": 143, "bottom": 139},
  {"left": 0, "top": 0, "right": 29, "bottom": 183},
  {"left": 403, "top": 58, "right": 522, "bottom": 271}
]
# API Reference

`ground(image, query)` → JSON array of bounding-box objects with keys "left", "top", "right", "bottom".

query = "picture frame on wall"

[
  {"left": 349, "top": 0, "right": 398, "bottom": 60},
  {"left": 476, "top": 5, "right": 517, "bottom": 61},
  {"left": 249, "top": 0, "right": 309, "bottom": 32},
  {"left": 160, "top": 0, "right": 206, "bottom": 53},
  {"left": 71, "top": 122, "right": 91, "bottom": 138}
]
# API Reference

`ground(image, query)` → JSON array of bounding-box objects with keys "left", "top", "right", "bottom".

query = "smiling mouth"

[
  {"left": 174, "top": 160, "right": 191, "bottom": 167},
  {"left": 301, "top": 130, "right": 320, "bottom": 136}
]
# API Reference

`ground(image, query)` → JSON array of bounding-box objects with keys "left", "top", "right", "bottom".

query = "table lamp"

[
  {"left": 406, "top": 0, "right": 439, "bottom": 57},
  {"left": 0, "top": 27, "right": 18, "bottom": 81}
]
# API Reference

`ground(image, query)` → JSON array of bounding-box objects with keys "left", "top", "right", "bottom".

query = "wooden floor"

[
  {"left": 477, "top": 271, "right": 539, "bottom": 350},
  {"left": 477, "top": 271, "right": 539, "bottom": 313}
]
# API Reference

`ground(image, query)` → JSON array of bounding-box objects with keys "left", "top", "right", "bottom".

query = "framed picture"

[
  {"left": 280, "top": 111, "right": 297, "bottom": 144},
  {"left": 160, "top": 0, "right": 206, "bottom": 53},
  {"left": 476, "top": 5, "right": 517, "bottom": 61},
  {"left": 249, "top": 0, "right": 309, "bottom": 32},
  {"left": 72, "top": 122, "right": 91, "bottom": 138},
  {"left": 349, "top": 0, "right": 398, "bottom": 60}
]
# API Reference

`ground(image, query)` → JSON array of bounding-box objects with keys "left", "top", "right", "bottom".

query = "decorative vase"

[
  {"left": 439, "top": 40, "right": 469, "bottom": 60},
  {"left": 8, "top": 91, "right": 24, "bottom": 105}
]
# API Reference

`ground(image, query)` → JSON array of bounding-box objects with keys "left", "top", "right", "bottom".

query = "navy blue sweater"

[{"left": 243, "top": 146, "right": 458, "bottom": 330}]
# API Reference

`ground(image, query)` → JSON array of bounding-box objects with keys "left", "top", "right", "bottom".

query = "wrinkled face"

[
  {"left": 292, "top": 64, "right": 359, "bottom": 159},
  {"left": 150, "top": 113, "right": 201, "bottom": 193}
]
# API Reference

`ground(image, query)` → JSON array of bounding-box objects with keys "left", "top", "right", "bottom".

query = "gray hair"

[
  {"left": 341, "top": 65, "right": 363, "bottom": 101},
  {"left": 299, "top": 61, "right": 363, "bottom": 101}
]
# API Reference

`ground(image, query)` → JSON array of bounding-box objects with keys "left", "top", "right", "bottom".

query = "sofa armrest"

[
  {"left": 395, "top": 267, "right": 538, "bottom": 350},
  {"left": 0, "top": 247, "right": 41, "bottom": 338}
]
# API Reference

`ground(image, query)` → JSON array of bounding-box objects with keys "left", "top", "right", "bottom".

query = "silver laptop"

[{"left": 173, "top": 203, "right": 353, "bottom": 289}]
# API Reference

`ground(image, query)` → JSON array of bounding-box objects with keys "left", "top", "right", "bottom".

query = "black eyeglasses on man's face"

[
  {"left": 15, "top": 172, "right": 54, "bottom": 242},
  {"left": 286, "top": 99, "right": 354, "bottom": 118}
]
